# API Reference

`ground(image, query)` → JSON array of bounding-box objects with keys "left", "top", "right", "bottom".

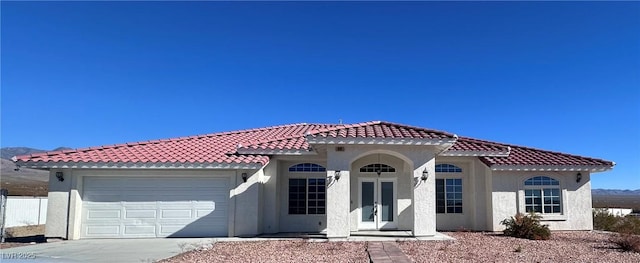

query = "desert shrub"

[
  {"left": 595, "top": 212, "right": 640, "bottom": 253},
  {"left": 593, "top": 208, "right": 620, "bottom": 231},
  {"left": 610, "top": 216, "right": 640, "bottom": 253},
  {"left": 616, "top": 216, "right": 640, "bottom": 235},
  {"left": 593, "top": 209, "right": 640, "bottom": 234},
  {"left": 610, "top": 233, "right": 640, "bottom": 253},
  {"left": 501, "top": 213, "right": 551, "bottom": 240}
]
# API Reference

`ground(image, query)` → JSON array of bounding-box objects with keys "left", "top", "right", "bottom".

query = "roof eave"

[
  {"left": 490, "top": 164, "right": 614, "bottom": 172},
  {"left": 13, "top": 161, "right": 264, "bottom": 170}
]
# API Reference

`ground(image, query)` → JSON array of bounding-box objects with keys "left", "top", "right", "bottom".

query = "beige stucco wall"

[
  {"left": 261, "top": 160, "right": 279, "bottom": 234},
  {"left": 277, "top": 159, "right": 328, "bottom": 233},
  {"left": 233, "top": 169, "right": 261, "bottom": 237},
  {"left": 490, "top": 170, "right": 593, "bottom": 231},
  {"left": 45, "top": 169, "right": 72, "bottom": 240},
  {"left": 324, "top": 145, "right": 439, "bottom": 237},
  {"left": 434, "top": 159, "right": 472, "bottom": 230},
  {"left": 433, "top": 157, "right": 492, "bottom": 231}
]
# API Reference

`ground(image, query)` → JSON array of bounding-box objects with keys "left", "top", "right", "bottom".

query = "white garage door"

[{"left": 81, "top": 177, "right": 229, "bottom": 238}]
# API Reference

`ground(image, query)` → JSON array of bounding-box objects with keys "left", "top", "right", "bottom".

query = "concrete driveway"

[{"left": 0, "top": 238, "right": 215, "bottom": 263}]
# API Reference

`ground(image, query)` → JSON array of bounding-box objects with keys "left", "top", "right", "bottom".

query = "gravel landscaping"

[
  {"left": 400, "top": 231, "right": 640, "bottom": 263},
  {"left": 160, "top": 240, "right": 368, "bottom": 263},
  {"left": 161, "top": 231, "right": 639, "bottom": 263}
]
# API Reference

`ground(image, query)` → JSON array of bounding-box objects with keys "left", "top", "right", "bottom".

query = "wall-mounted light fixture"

[
  {"left": 55, "top": 171, "right": 64, "bottom": 182},
  {"left": 576, "top": 172, "right": 582, "bottom": 183},
  {"left": 241, "top": 172, "right": 248, "bottom": 183},
  {"left": 421, "top": 168, "right": 429, "bottom": 181},
  {"left": 334, "top": 170, "right": 341, "bottom": 181}
]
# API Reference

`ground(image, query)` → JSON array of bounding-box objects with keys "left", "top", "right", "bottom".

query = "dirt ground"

[{"left": 0, "top": 225, "right": 46, "bottom": 249}]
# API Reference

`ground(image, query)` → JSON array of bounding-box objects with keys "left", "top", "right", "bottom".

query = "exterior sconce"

[
  {"left": 55, "top": 171, "right": 64, "bottom": 182},
  {"left": 576, "top": 172, "right": 582, "bottom": 183},
  {"left": 334, "top": 170, "right": 341, "bottom": 181},
  {"left": 421, "top": 168, "right": 429, "bottom": 181},
  {"left": 241, "top": 172, "right": 248, "bottom": 183}
]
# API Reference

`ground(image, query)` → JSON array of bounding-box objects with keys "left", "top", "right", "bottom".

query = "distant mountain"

[
  {"left": 592, "top": 189, "right": 640, "bottom": 196},
  {"left": 592, "top": 189, "right": 640, "bottom": 211},
  {"left": 0, "top": 158, "right": 49, "bottom": 196},
  {"left": 1, "top": 146, "right": 72, "bottom": 159}
]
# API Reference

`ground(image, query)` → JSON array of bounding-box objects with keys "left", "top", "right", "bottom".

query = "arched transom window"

[
  {"left": 359, "top": 163, "right": 396, "bottom": 173},
  {"left": 435, "top": 164, "right": 462, "bottom": 173},
  {"left": 524, "top": 176, "right": 561, "bottom": 214},
  {"left": 288, "top": 163, "right": 326, "bottom": 172}
]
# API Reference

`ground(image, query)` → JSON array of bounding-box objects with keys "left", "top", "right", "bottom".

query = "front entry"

[{"left": 358, "top": 178, "right": 397, "bottom": 230}]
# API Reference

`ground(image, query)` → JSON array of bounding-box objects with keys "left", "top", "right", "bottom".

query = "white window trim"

[
  {"left": 287, "top": 177, "right": 326, "bottom": 216},
  {"left": 436, "top": 178, "right": 464, "bottom": 214},
  {"left": 434, "top": 162, "right": 466, "bottom": 215},
  {"left": 517, "top": 176, "right": 568, "bottom": 221}
]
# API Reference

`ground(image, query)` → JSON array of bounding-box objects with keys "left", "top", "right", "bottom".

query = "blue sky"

[{"left": 1, "top": 2, "right": 638, "bottom": 189}]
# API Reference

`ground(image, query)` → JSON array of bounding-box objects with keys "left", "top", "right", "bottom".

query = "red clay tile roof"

[
  {"left": 447, "top": 137, "right": 613, "bottom": 167},
  {"left": 447, "top": 137, "right": 510, "bottom": 153},
  {"left": 13, "top": 123, "right": 336, "bottom": 166},
  {"left": 478, "top": 143, "right": 614, "bottom": 167},
  {"left": 13, "top": 121, "right": 614, "bottom": 169},
  {"left": 307, "top": 121, "right": 456, "bottom": 140},
  {"left": 238, "top": 136, "right": 310, "bottom": 151}
]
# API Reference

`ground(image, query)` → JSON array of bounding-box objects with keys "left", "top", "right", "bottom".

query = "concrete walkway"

[
  {"left": 0, "top": 238, "right": 215, "bottom": 263},
  {"left": 367, "top": 242, "right": 412, "bottom": 263}
]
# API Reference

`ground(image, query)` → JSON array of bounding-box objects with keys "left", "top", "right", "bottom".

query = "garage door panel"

[
  {"left": 125, "top": 210, "right": 156, "bottom": 219},
  {"left": 124, "top": 225, "right": 156, "bottom": 235},
  {"left": 85, "top": 177, "right": 125, "bottom": 188},
  {"left": 161, "top": 209, "right": 193, "bottom": 219},
  {"left": 81, "top": 177, "right": 229, "bottom": 238},
  {"left": 87, "top": 209, "right": 121, "bottom": 219},
  {"left": 85, "top": 225, "right": 121, "bottom": 236},
  {"left": 84, "top": 192, "right": 121, "bottom": 202}
]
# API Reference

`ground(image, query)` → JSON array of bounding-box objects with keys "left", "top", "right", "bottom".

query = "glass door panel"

[
  {"left": 380, "top": 181, "right": 394, "bottom": 222},
  {"left": 359, "top": 178, "right": 397, "bottom": 230},
  {"left": 361, "top": 181, "right": 375, "bottom": 222}
]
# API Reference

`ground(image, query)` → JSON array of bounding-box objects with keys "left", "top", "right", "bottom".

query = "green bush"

[{"left": 501, "top": 213, "right": 551, "bottom": 240}]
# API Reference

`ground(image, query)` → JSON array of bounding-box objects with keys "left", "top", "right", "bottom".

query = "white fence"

[
  {"left": 4, "top": 197, "right": 47, "bottom": 227},
  {"left": 594, "top": 207, "right": 634, "bottom": 217}
]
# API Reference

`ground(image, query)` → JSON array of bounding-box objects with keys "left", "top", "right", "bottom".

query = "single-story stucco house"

[{"left": 13, "top": 121, "right": 614, "bottom": 240}]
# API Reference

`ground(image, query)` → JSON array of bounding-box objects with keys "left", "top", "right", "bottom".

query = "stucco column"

[
  {"left": 233, "top": 169, "right": 261, "bottom": 237},
  {"left": 45, "top": 169, "right": 72, "bottom": 240},
  {"left": 262, "top": 161, "right": 279, "bottom": 234},
  {"left": 412, "top": 158, "right": 436, "bottom": 236},
  {"left": 326, "top": 170, "right": 350, "bottom": 238}
]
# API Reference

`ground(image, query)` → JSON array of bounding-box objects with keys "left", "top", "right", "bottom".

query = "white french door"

[{"left": 358, "top": 178, "right": 397, "bottom": 230}]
